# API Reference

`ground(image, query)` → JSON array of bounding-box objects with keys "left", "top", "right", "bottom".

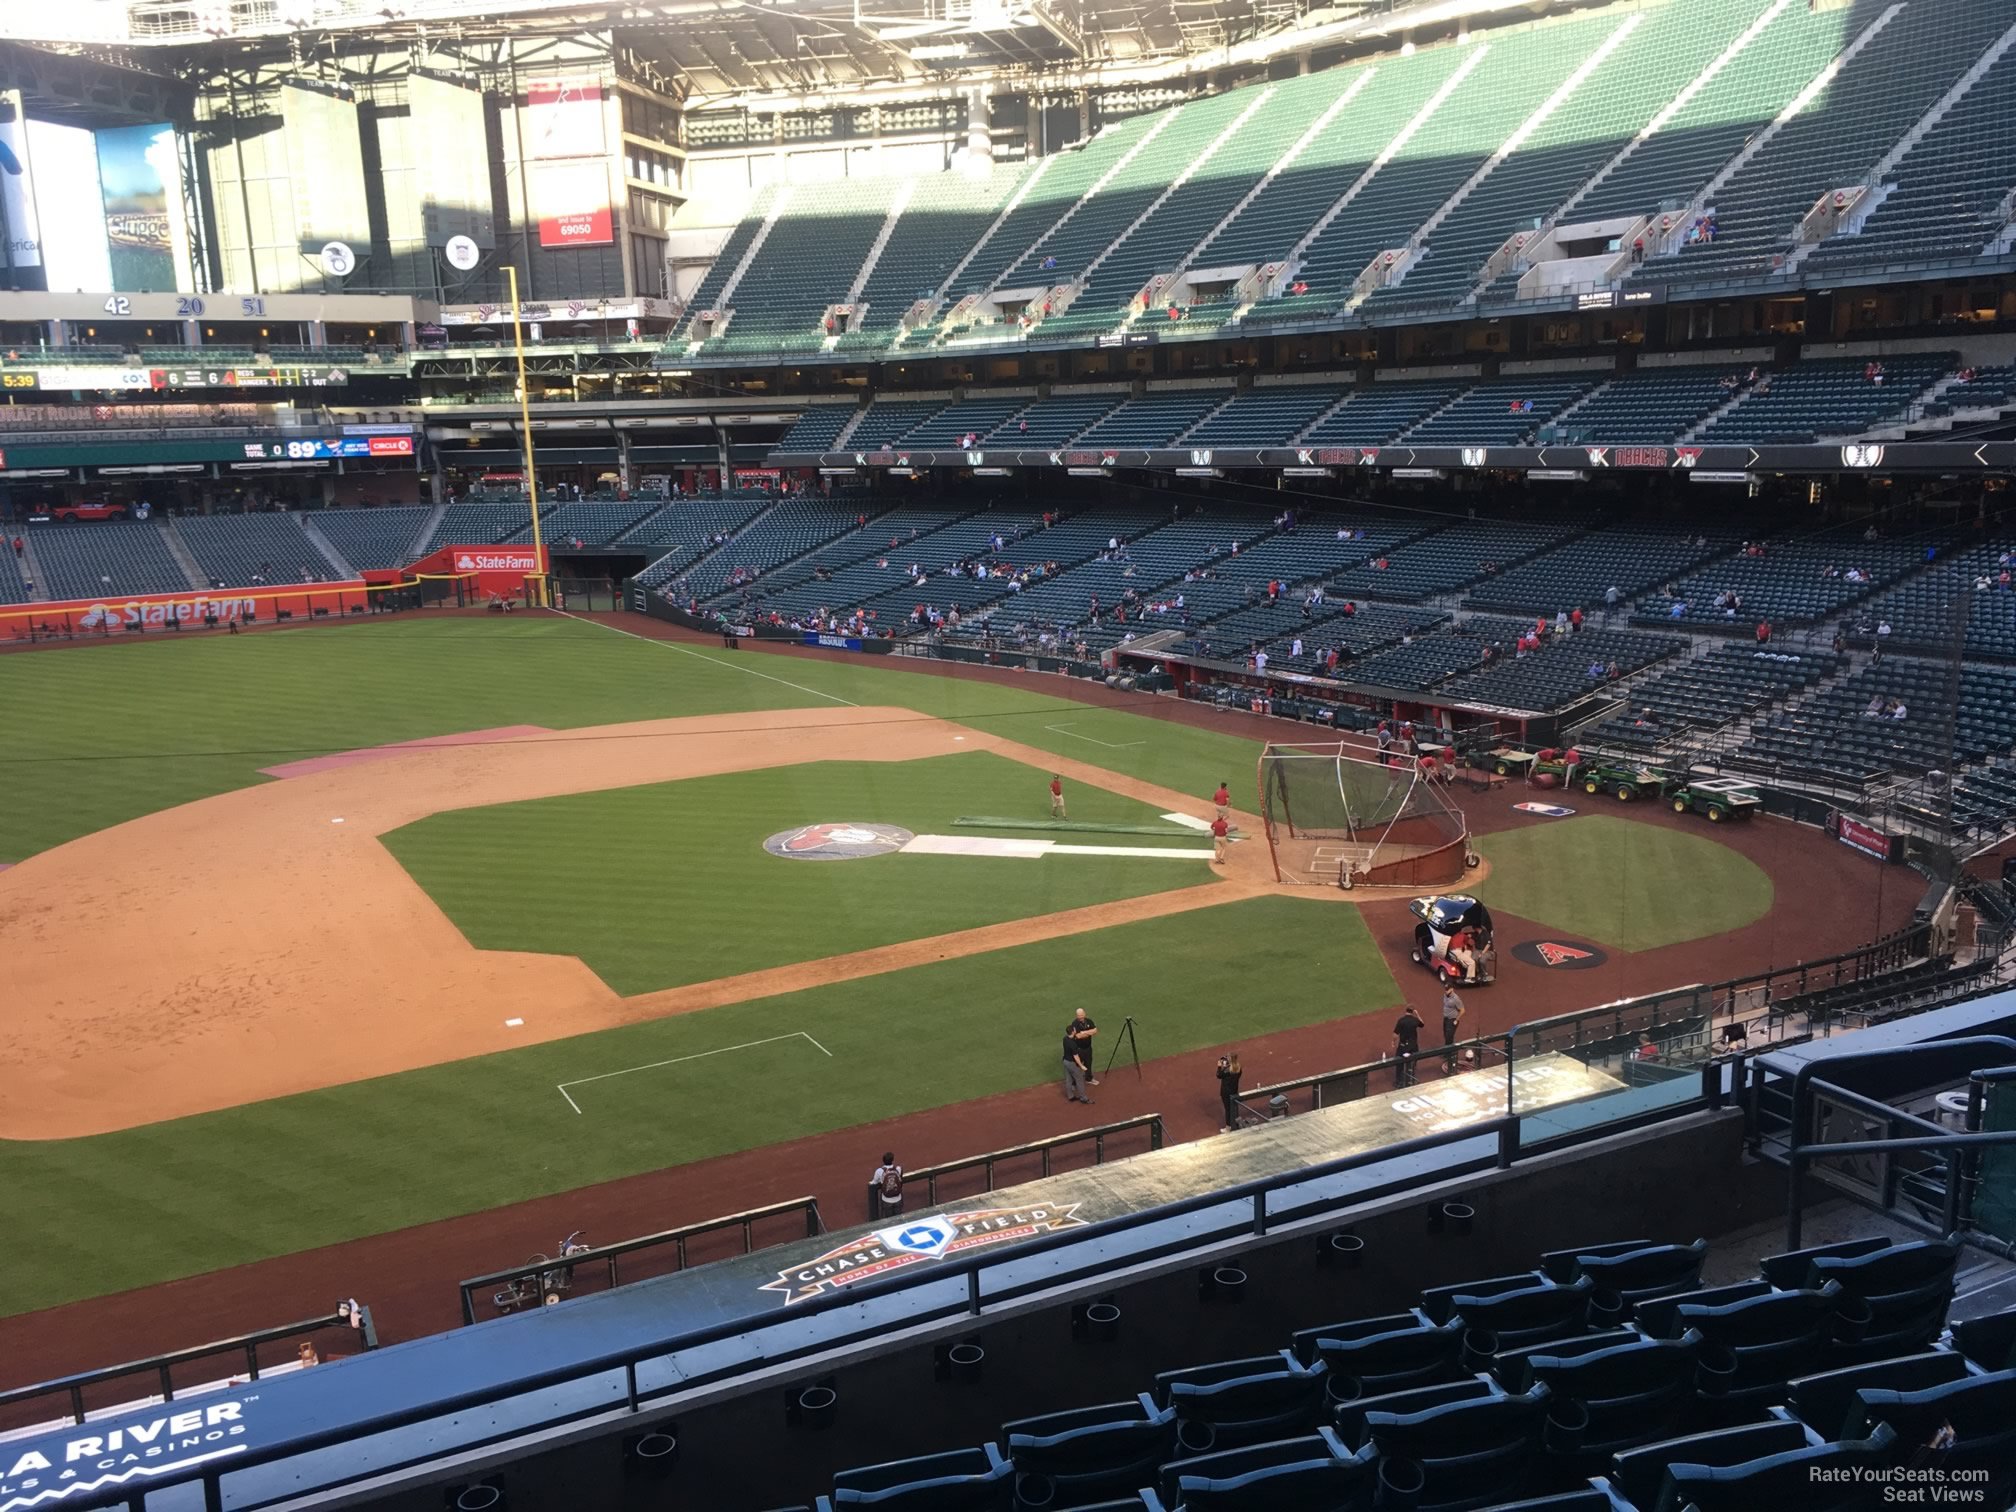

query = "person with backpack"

[{"left": 871, "top": 1153, "right": 905, "bottom": 1218}]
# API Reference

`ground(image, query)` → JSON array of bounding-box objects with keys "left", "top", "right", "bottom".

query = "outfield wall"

[{"left": 0, "top": 580, "right": 371, "bottom": 636}]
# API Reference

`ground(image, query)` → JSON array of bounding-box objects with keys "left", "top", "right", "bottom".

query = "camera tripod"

[{"left": 1101, "top": 1015, "right": 1143, "bottom": 1080}]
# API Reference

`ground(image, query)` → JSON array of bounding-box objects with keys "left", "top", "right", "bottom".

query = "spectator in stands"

[
  {"left": 1635, "top": 1032, "right": 1660, "bottom": 1061},
  {"left": 1217, "top": 1052, "right": 1242, "bottom": 1129},
  {"left": 9, "top": 535, "right": 19, "bottom": 559},
  {"left": 1587, "top": 659, "right": 1606, "bottom": 681},
  {"left": 1569, "top": 607, "right": 1583, "bottom": 633},
  {"left": 872, "top": 1153, "right": 906, "bottom": 1217},
  {"left": 1756, "top": 620, "right": 1772, "bottom": 645},
  {"left": 1877, "top": 618, "right": 1891, "bottom": 637},
  {"left": 1891, "top": 701, "right": 1909, "bottom": 721},
  {"left": 296, "top": 1342, "right": 321, "bottom": 1368},
  {"left": 1720, "top": 1021, "right": 1750, "bottom": 1054},
  {"left": 1377, "top": 722, "right": 1394, "bottom": 765},
  {"left": 1668, "top": 599, "right": 1687, "bottom": 619},
  {"left": 1554, "top": 609, "right": 1568, "bottom": 636},
  {"left": 1603, "top": 584, "right": 1619, "bottom": 618},
  {"left": 1392, "top": 1005, "right": 1424, "bottom": 1087}
]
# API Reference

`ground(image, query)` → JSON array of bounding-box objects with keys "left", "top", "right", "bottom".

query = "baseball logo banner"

[
  {"left": 761, "top": 1205, "right": 1087, "bottom": 1304},
  {"left": 1511, "top": 939, "right": 1608, "bottom": 969},
  {"left": 1512, "top": 802, "right": 1576, "bottom": 817},
  {"left": 763, "top": 822, "right": 913, "bottom": 861}
]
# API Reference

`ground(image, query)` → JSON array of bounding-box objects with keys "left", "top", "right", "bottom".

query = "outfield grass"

[
  {"left": 0, "top": 895, "right": 1398, "bottom": 1315},
  {"left": 0, "top": 616, "right": 1264, "bottom": 859},
  {"left": 1474, "top": 813, "right": 1775, "bottom": 952},
  {"left": 384, "top": 753, "right": 1214, "bottom": 993}
]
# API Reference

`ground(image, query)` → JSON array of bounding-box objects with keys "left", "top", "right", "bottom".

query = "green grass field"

[
  {"left": 0, "top": 894, "right": 1398, "bottom": 1314},
  {"left": 0, "top": 615, "right": 1304, "bottom": 1314},
  {"left": 1475, "top": 813, "right": 1775, "bottom": 952},
  {"left": 0, "top": 617, "right": 1263, "bottom": 860},
  {"left": 385, "top": 753, "right": 1214, "bottom": 993}
]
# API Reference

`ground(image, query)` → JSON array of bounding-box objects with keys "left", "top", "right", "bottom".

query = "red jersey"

[
  {"left": 1050, "top": 779, "right": 1062, "bottom": 797},
  {"left": 1211, "top": 817, "right": 1229, "bottom": 838},
  {"left": 1213, "top": 786, "right": 1230, "bottom": 806}
]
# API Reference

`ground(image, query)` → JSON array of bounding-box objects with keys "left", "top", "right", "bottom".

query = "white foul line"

[
  {"left": 549, "top": 608, "right": 859, "bottom": 707},
  {"left": 1044, "top": 721, "right": 1145, "bottom": 749},
  {"left": 557, "top": 1030, "right": 833, "bottom": 1114}
]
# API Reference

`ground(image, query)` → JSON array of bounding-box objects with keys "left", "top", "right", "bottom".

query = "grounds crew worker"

[
  {"left": 1213, "top": 781, "right": 1231, "bottom": 821},
  {"left": 1050, "top": 774, "right": 1066, "bottom": 818},
  {"left": 1212, "top": 813, "right": 1230, "bottom": 864}
]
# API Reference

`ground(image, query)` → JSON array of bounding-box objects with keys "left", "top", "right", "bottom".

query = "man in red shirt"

[
  {"left": 1213, "top": 782, "right": 1231, "bottom": 822},
  {"left": 1211, "top": 813, "right": 1230, "bottom": 865},
  {"left": 1050, "top": 774, "right": 1066, "bottom": 819},
  {"left": 1569, "top": 608, "right": 1583, "bottom": 632}
]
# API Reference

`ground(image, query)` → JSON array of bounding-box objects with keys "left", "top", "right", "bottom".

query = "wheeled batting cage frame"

[{"left": 1257, "top": 741, "right": 1473, "bottom": 888}]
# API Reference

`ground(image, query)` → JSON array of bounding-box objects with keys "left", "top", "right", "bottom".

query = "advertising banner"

[
  {"left": 241, "top": 435, "right": 414, "bottom": 461},
  {"left": 533, "top": 162, "right": 613, "bottom": 247},
  {"left": 400, "top": 543, "right": 548, "bottom": 596},
  {"left": 1831, "top": 812, "right": 1896, "bottom": 863},
  {"left": 526, "top": 79, "right": 606, "bottom": 159},
  {"left": 96, "top": 123, "right": 179, "bottom": 292},
  {"left": 4, "top": 580, "right": 367, "bottom": 632},
  {"left": 0, "top": 90, "right": 45, "bottom": 284}
]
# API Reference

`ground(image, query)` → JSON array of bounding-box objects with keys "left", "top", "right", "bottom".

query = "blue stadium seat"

[
  {"left": 1000, "top": 1394, "right": 1177, "bottom": 1508},
  {"left": 821, "top": 1444, "right": 1014, "bottom": 1510}
]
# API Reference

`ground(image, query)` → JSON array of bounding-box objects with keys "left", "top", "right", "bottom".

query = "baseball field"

[{"left": 0, "top": 610, "right": 1903, "bottom": 1363}]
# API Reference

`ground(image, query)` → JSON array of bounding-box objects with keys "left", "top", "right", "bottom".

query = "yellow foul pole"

[{"left": 505, "top": 263, "right": 547, "bottom": 607}]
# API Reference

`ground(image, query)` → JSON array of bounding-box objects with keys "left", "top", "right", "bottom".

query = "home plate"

[{"left": 900, "top": 835, "right": 1211, "bottom": 860}]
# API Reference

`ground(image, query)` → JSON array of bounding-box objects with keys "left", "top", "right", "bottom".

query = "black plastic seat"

[
  {"left": 1652, "top": 1422, "right": 1897, "bottom": 1512},
  {"left": 1151, "top": 1428, "right": 1377, "bottom": 1512},
  {"left": 1609, "top": 1420, "right": 1812, "bottom": 1511},
  {"left": 1362, "top": 1383, "right": 1557, "bottom": 1512},
  {"left": 1156, "top": 1352, "right": 1330, "bottom": 1456},
  {"left": 1297, "top": 1316, "right": 1466, "bottom": 1402},
  {"left": 1845, "top": 1367, "right": 2016, "bottom": 1491},
  {"left": 1003, "top": 1394, "right": 1178, "bottom": 1509},
  {"left": 826, "top": 1444, "right": 1015, "bottom": 1510},
  {"left": 1519, "top": 1330, "right": 1703, "bottom": 1457},
  {"left": 1451, "top": 1275, "right": 1596, "bottom": 1353},
  {"left": 1783, "top": 1350, "right": 1971, "bottom": 1440}
]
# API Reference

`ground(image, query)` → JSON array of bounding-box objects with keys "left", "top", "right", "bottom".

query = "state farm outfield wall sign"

[
  {"left": 451, "top": 549, "right": 543, "bottom": 573},
  {"left": 0, "top": 1399, "right": 254, "bottom": 1509},
  {"left": 763, "top": 823, "right": 913, "bottom": 860}
]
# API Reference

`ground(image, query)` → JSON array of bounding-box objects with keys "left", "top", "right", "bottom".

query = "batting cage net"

[{"left": 1257, "top": 741, "right": 1472, "bottom": 888}]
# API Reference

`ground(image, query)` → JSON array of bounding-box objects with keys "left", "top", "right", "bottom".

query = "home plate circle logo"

[
  {"left": 1511, "top": 939, "right": 1609, "bottom": 970},
  {"left": 763, "top": 822, "right": 913, "bottom": 861}
]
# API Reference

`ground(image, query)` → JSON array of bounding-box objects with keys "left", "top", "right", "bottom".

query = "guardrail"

[
  {"left": 81, "top": 1107, "right": 1610, "bottom": 1512},
  {"left": 0, "top": 1307, "right": 377, "bottom": 1429},
  {"left": 1252, "top": 924, "right": 1938, "bottom": 1112},
  {"left": 457, "top": 1196, "right": 825, "bottom": 1325},
  {"left": 866, "top": 1115, "right": 1164, "bottom": 1220}
]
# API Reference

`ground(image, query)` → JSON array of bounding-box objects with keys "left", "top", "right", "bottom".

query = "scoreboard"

[{"left": 242, "top": 435, "right": 414, "bottom": 460}]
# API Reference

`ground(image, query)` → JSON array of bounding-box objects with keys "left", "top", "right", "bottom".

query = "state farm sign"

[{"left": 451, "top": 549, "right": 542, "bottom": 572}]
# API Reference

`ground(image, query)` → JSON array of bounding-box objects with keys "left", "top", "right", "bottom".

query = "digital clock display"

[{"left": 1, "top": 373, "right": 39, "bottom": 390}]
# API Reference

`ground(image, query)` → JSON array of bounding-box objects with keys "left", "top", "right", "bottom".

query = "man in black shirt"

[
  {"left": 1392, "top": 1005, "right": 1424, "bottom": 1087},
  {"left": 1066, "top": 1009, "right": 1099, "bottom": 1089},
  {"left": 1061, "top": 1026, "right": 1092, "bottom": 1104}
]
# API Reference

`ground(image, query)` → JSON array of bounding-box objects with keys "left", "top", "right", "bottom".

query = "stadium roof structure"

[{"left": 0, "top": 0, "right": 1563, "bottom": 100}]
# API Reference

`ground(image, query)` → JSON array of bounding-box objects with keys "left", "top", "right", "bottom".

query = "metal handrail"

[
  {"left": 868, "top": 1114, "right": 1165, "bottom": 1219},
  {"left": 457, "top": 1196, "right": 825, "bottom": 1325},
  {"left": 145, "top": 1113, "right": 1562, "bottom": 1512},
  {"left": 1252, "top": 923, "right": 1942, "bottom": 1112},
  {"left": 0, "top": 1308, "right": 377, "bottom": 1426}
]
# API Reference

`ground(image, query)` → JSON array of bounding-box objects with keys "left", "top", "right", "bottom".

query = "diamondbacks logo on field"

[
  {"left": 761, "top": 1205, "right": 1088, "bottom": 1304},
  {"left": 762, "top": 822, "right": 913, "bottom": 861},
  {"left": 1510, "top": 939, "right": 1609, "bottom": 970},
  {"left": 1512, "top": 802, "right": 1575, "bottom": 818}
]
